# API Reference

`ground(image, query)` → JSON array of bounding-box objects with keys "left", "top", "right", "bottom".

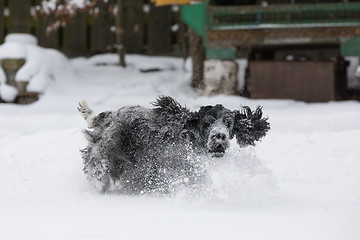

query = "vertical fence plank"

[
  {"left": 34, "top": 0, "right": 59, "bottom": 49},
  {"left": 0, "top": 0, "right": 4, "bottom": 43},
  {"left": 123, "top": 0, "right": 144, "bottom": 53},
  {"left": 148, "top": 4, "right": 172, "bottom": 53},
  {"left": 35, "top": 14, "right": 59, "bottom": 49},
  {"left": 171, "top": 5, "right": 184, "bottom": 55},
  {"left": 8, "top": 0, "right": 31, "bottom": 33},
  {"left": 178, "top": 20, "right": 189, "bottom": 60},
  {"left": 63, "top": 11, "right": 87, "bottom": 56},
  {"left": 2, "top": 2, "right": 184, "bottom": 55},
  {"left": 90, "top": 0, "right": 113, "bottom": 52}
]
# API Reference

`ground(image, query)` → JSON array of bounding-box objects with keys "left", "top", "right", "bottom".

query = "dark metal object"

[{"left": 248, "top": 61, "right": 345, "bottom": 102}]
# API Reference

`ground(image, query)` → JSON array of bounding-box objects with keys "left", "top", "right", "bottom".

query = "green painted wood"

[
  {"left": 90, "top": 0, "right": 113, "bottom": 52},
  {"left": 209, "top": 3, "right": 360, "bottom": 29},
  {"left": 122, "top": 0, "right": 144, "bottom": 53},
  {"left": 8, "top": 0, "right": 31, "bottom": 33},
  {"left": 181, "top": 2, "right": 206, "bottom": 37},
  {"left": 205, "top": 44, "right": 236, "bottom": 60},
  {"left": 341, "top": 37, "right": 360, "bottom": 56},
  {"left": 148, "top": 4, "right": 172, "bottom": 53},
  {"left": 63, "top": 11, "right": 87, "bottom": 56}
]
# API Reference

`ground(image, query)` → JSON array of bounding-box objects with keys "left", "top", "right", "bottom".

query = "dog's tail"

[{"left": 78, "top": 100, "right": 96, "bottom": 128}]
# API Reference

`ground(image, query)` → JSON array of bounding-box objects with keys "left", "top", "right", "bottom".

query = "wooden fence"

[{"left": 0, "top": 0, "right": 186, "bottom": 57}]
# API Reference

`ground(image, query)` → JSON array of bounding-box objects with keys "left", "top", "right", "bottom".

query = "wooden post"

[
  {"left": 0, "top": 0, "right": 4, "bottom": 43},
  {"left": 63, "top": 11, "right": 87, "bottom": 56},
  {"left": 116, "top": 0, "right": 126, "bottom": 67},
  {"left": 188, "top": 28, "right": 205, "bottom": 89},
  {"left": 122, "top": 0, "right": 144, "bottom": 53},
  {"left": 148, "top": 4, "right": 172, "bottom": 54},
  {"left": 8, "top": 0, "right": 31, "bottom": 33},
  {"left": 90, "top": 0, "right": 113, "bottom": 52}
]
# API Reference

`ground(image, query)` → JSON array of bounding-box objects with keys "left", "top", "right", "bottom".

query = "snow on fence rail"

[{"left": 0, "top": 0, "right": 185, "bottom": 57}]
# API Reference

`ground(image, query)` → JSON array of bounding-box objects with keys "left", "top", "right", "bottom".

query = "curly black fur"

[{"left": 80, "top": 96, "right": 270, "bottom": 195}]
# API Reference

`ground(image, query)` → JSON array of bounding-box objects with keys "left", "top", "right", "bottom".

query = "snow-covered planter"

[
  {"left": 355, "top": 65, "right": 360, "bottom": 87},
  {"left": 203, "top": 59, "right": 238, "bottom": 96},
  {"left": 0, "top": 33, "right": 72, "bottom": 104}
]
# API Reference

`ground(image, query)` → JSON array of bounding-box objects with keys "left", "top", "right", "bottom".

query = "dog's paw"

[
  {"left": 78, "top": 100, "right": 95, "bottom": 127},
  {"left": 78, "top": 100, "right": 92, "bottom": 118}
]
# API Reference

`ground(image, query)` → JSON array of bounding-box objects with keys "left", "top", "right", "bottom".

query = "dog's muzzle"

[{"left": 207, "top": 130, "right": 230, "bottom": 158}]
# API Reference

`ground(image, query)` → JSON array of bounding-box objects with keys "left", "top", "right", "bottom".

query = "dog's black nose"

[
  {"left": 215, "top": 144, "right": 224, "bottom": 151},
  {"left": 215, "top": 133, "right": 226, "bottom": 140}
]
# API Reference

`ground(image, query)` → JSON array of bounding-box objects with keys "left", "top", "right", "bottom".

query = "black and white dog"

[{"left": 78, "top": 96, "right": 270, "bottom": 195}]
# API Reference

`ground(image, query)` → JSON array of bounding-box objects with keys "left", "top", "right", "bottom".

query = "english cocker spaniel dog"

[{"left": 78, "top": 96, "right": 270, "bottom": 195}]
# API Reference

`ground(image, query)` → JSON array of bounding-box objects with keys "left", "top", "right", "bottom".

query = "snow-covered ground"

[{"left": 1, "top": 53, "right": 359, "bottom": 240}]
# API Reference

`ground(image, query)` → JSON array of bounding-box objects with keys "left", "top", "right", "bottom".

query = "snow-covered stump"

[{"left": 203, "top": 60, "right": 238, "bottom": 96}]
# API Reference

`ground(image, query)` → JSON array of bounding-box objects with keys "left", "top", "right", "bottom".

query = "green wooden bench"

[{"left": 182, "top": 0, "right": 360, "bottom": 59}]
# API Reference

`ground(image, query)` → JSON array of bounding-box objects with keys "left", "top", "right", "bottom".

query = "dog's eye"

[
  {"left": 223, "top": 118, "right": 233, "bottom": 128},
  {"left": 203, "top": 122, "right": 211, "bottom": 129},
  {"left": 204, "top": 115, "right": 215, "bottom": 123},
  {"left": 181, "top": 131, "right": 196, "bottom": 142},
  {"left": 201, "top": 115, "right": 215, "bottom": 131}
]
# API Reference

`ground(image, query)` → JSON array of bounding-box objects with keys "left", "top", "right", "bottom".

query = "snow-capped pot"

[
  {"left": 0, "top": 59, "right": 25, "bottom": 103},
  {"left": 0, "top": 33, "right": 72, "bottom": 104}
]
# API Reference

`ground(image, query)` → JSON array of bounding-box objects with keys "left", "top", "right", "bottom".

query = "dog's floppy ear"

[
  {"left": 233, "top": 106, "right": 270, "bottom": 147},
  {"left": 152, "top": 95, "right": 188, "bottom": 115},
  {"left": 180, "top": 129, "right": 197, "bottom": 143},
  {"left": 181, "top": 113, "right": 200, "bottom": 143}
]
